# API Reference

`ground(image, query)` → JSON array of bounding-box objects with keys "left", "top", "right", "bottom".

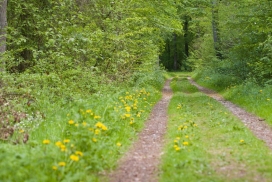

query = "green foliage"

[{"left": 5, "top": 0, "right": 181, "bottom": 78}]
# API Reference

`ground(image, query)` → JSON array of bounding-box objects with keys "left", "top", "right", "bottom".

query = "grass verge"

[
  {"left": 160, "top": 74, "right": 272, "bottom": 181},
  {"left": 192, "top": 71, "right": 272, "bottom": 126},
  {"left": 0, "top": 69, "right": 164, "bottom": 181}
]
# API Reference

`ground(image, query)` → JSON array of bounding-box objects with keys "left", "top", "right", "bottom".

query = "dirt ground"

[{"left": 109, "top": 80, "right": 172, "bottom": 182}]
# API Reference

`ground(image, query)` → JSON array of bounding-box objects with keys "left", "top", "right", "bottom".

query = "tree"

[
  {"left": 211, "top": 0, "right": 222, "bottom": 59},
  {"left": 0, "top": 0, "right": 7, "bottom": 71}
]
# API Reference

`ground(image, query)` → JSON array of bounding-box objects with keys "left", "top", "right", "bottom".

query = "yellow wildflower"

[
  {"left": 60, "top": 144, "right": 67, "bottom": 152},
  {"left": 240, "top": 139, "right": 244, "bottom": 143},
  {"left": 43, "top": 139, "right": 50, "bottom": 144},
  {"left": 86, "top": 109, "right": 92, "bottom": 113},
  {"left": 125, "top": 106, "right": 131, "bottom": 112},
  {"left": 95, "top": 129, "right": 100, "bottom": 135},
  {"left": 68, "top": 120, "right": 74, "bottom": 125},
  {"left": 19, "top": 129, "right": 24, "bottom": 133},
  {"left": 94, "top": 115, "right": 101, "bottom": 119},
  {"left": 75, "top": 151, "right": 83, "bottom": 156},
  {"left": 58, "top": 162, "right": 66, "bottom": 167},
  {"left": 55, "top": 141, "right": 62, "bottom": 147},
  {"left": 101, "top": 125, "right": 108, "bottom": 131},
  {"left": 185, "top": 135, "right": 189, "bottom": 138},
  {"left": 183, "top": 141, "right": 189, "bottom": 146},
  {"left": 63, "top": 139, "right": 70, "bottom": 143},
  {"left": 52, "top": 166, "right": 57, "bottom": 170},
  {"left": 175, "top": 147, "right": 181, "bottom": 151},
  {"left": 95, "top": 122, "right": 108, "bottom": 131},
  {"left": 82, "top": 121, "right": 87, "bottom": 127},
  {"left": 95, "top": 122, "right": 103, "bottom": 128},
  {"left": 70, "top": 155, "right": 79, "bottom": 162},
  {"left": 116, "top": 142, "right": 122, "bottom": 147},
  {"left": 125, "top": 113, "right": 131, "bottom": 118},
  {"left": 92, "top": 138, "right": 97, "bottom": 142}
]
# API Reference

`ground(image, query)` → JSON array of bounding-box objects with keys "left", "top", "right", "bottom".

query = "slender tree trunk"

[
  {"left": 173, "top": 33, "right": 178, "bottom": 70},
  {"left": 184, "top": 16, "right": 189, "bottom": 58},
  {"left": 211, "top": 0, "right": 222, "bottom": 59},
  {"left": 0, "top": 0, "right": 7, "bottom": 71}
]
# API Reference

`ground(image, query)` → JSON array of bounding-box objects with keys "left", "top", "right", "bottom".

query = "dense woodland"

[
  {"left": 1, "top": 0, "right": 272, "bottom": 83},
  {"left": 0, "top": 0, "right": 272, "bottom": 181}
]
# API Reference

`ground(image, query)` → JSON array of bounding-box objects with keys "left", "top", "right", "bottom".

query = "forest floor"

[{"left": 109, "top": 77, "right": 272, "bottom": 182}]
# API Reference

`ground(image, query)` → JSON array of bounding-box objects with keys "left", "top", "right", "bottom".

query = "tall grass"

[{"left": 0, "top": 68, "right": 164, "bottom": 181}]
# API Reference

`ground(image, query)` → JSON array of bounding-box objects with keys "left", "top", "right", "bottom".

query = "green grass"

[
  {"left": 192, "top": 72, "right": 272, "bottom": 126},
  {"left": 160, "top": 74, "right": 272, "bottom": 181},
  {"left": 0, "top": 70, "right": 164, "bottom": 181}
]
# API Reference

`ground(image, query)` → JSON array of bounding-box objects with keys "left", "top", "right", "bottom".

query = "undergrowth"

[{"left": 0, "top": 67, "right": 165, "bottom": 181}]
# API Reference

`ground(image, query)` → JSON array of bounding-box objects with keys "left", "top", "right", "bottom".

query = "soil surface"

[
  {"left": 109, "top": 80, "right": 172, "bottom": 182},
  {"left": 188, "top": 77, "right": 272, "bottom": 150}
]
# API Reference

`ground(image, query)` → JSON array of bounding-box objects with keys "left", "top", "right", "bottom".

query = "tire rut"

[
  {"left": 188, "top": 77, "right": 272, "bottom": 150},
  {"left": 109, "top": 80, "right": 172, "bottom": 182}
]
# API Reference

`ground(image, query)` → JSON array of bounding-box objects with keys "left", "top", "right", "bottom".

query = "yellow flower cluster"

[
  {"left": 115, "top": 89, "right": 150, "bottom": 125},
  {"left": 174, "top": 114, "right": 198, "bottom": 151},
  {"left": 95, "top": 122, "right": 108, "bottom": 131},
  {"left": 55, "top": 139, "right": 72, "bottom": 152},
  {"left": 51, "top": 150, "right": 84, "bottom": 170},
  {"left": 43, "top": 139, "right": 50, "bottom": 144}
]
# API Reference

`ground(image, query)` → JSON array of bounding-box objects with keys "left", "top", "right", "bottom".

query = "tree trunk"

[
  {"left": 184, "top": 16, "right": 189, "bottom": 58},
  {"left": 0, "top": 0, "right": 7, "bottom": 71},
  {"left": 173, "top": 33, "right": 178, "bottom": 70},
  {"left": 211, "top": 0, "right": 222, "bottom": 59}
]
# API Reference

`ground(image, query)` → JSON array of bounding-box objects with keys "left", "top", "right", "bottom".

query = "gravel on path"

[{"left": 109, "top": 80, "right": 172, "bottom": 182}]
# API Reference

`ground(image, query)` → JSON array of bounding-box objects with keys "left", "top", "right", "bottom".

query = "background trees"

[
  {"left": 3, "top": 0, "right": 181, "bottom": 79},
  {"left": 1, "top": 0, "right": 272, "bottom": 84}
]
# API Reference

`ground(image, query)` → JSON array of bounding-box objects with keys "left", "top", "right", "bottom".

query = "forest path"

[
  {"left": 109, "top": 80, "right": 172, "bottom": 182},
  {"left": 188, "top": 77, "right": 272, "bottom": 150}
]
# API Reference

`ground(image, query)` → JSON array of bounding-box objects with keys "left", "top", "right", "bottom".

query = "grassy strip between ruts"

[{"left": 160, "top": 73, "right": 272, "bottom": 182}]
